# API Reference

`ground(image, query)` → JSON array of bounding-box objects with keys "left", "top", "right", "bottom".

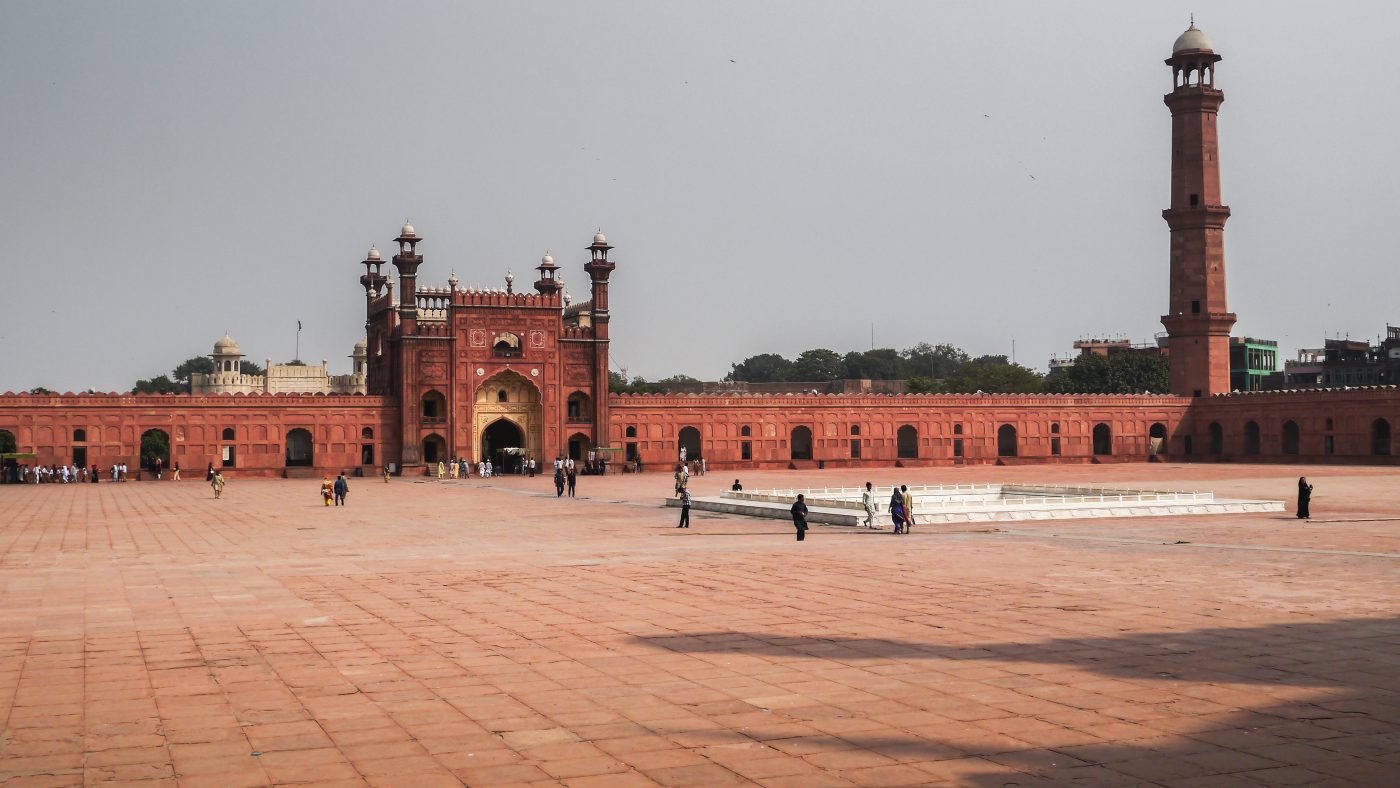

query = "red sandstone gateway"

[{"left": 0, "top": 25, "right": 1396, "bottom": 476}]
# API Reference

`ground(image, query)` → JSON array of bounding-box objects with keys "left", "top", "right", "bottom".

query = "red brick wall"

[
  {"left": 609, "top": 394, "right": 1193, "bottom": 468},
  {"left": 0, "top": 393, "right": 398, "bottom": 477},
  {"left": 1186, "top": 388, "right": 1400, "bottom": 463}
]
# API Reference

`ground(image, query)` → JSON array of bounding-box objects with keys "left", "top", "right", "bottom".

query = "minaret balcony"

[{"left": 1162, "top": 205, "right": 1230, "bottom": 230}]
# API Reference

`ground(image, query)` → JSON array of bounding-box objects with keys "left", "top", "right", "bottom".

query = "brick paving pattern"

[{"left": 1, "top": 463, "right": 1397, "bottom": 786}]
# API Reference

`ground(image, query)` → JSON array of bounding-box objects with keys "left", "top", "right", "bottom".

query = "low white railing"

[{"left": 727, "top": 482, "right": 1214, "bottom": 509}]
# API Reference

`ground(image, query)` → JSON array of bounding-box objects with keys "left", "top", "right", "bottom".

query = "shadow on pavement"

[{"left": 633, "top": 618, "right": 1400, "bottom": 784}]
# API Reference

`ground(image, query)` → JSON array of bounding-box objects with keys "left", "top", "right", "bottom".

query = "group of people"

[
  {"left": 6, "top": 464, "right": 102, "bottom": 484},
  {"left": 861, "top": 482, "right": 917, "bottom": 534},
  {"left": 553, "top": 456, "right": 578, "bottom": 497},
  {"left": 319, "top": 474, "right": 350, "bottom": 506}
]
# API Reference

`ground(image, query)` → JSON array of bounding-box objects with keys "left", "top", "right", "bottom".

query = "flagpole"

[{"left": 296, "top": 320, "right": 301, "bottom": 362}]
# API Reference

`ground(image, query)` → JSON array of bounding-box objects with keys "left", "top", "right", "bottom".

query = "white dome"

[
  {"left": 366, "top": 244, "right": 381, "bottom": 261},
  {"left": 214, "top": 333, "right": 241, "bottom": 354},
  {"left": 593, "top": 230, "right": 607, "bottom": 244},
  {"left": 1173, "top": 24, "right": 1214, "bottom": 53},
  {"left": 354, "top": 338, "right": 367, "bottom": 351},
  {"left": 401, "top": 221, "right": 416, "bottom": 237},
  {"left": 541, "top": 252, "right": 554, "bottom": 265}
]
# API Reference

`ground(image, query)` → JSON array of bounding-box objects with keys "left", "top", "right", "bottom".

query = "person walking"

[
  {"left": 334, "top": 473, "right": 349, "bottom": 506},
  {"left": 153, "top": 456, "right": 162, "bottom": 480},
  {"left": 889, "top": 486, "right": 906, "bottom": 534},
  {"left": 862, "top": 482, "right": 878, "bottom": 528},
  {"left": 320, "top": 477, "right": 334, "bottom": 506},
  {"left": 383, "top": 463, "right": 391, "bottom": 483},
  {"left": 901, "top": 485, "right": 914, "bottom": 533},
  {"left": 211, "top": 470, "right": 225, "bottom": 499},
  {"left": 566, "top": 465, "right": 577, "bottom": 497},
  {"left": 437, "top": 461, "right": 446, "bottom": 480},
  {"left": 528, "top": 457, "right": 536, "bottom": 477},
  {"left": 677, "top": 488, "right": 692, "bottom": 528},
  {"left": 554, "top": 466, "right": 566, "bottom": 497},
  {"left": 674, "top": 465, "right": 688, "bottom": 495},
  {"left": 1297, "top": 476, "right": 1313, "bottom": 519},
  {"left": 791, "top": 494, "right": 809, "bottom": 541},
  {"left": 172, "top": 462, "right": 181, "bottom": 481},
  {"left": 206, "top": 462, "right": 215, "bottom": 482}
]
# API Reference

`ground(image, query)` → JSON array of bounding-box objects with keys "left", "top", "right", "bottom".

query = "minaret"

[
  {"left": 392, "top": 222, "right": 422, "bottom": 335},
  {"left": 1161, "top": 22, "right": 1236, "bottom": 397},
  {"left": 535, "top": 251, "right": 562, "bottom": 295},
  {"left": 583, "top": 230, "right": 615, "bottom": 432},
  {"left": 359, "top": 244, "right": 386, "bottom": 301}
]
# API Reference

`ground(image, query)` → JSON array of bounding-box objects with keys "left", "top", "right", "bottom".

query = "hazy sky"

[{"left": 2, "top": 1, "right": 1397, "bottom": 392}]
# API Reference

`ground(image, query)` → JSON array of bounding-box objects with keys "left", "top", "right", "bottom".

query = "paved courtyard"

[{"left": 1, "top": 463, "right": 1397, "bottom": 787}]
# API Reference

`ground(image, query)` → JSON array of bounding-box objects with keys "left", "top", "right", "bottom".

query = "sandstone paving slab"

[{"left": 0, "top": 462, "right": 1397, "bottom": 785}]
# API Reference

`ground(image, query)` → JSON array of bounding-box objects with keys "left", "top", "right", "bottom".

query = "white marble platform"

[{"left": 665, "top": 482, "right": 1284, "bottom": 525}]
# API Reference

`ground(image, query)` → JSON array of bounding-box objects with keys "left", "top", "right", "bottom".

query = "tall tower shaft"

[{"left": 1161, "top": 24, "right": 1236, "bottom": 398}]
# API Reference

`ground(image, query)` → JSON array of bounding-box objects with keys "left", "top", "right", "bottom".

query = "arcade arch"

[
  {"left": 1374, "top": 418, "right": 1392, "bottom": 456},
  {"left": 285, "top": 428, "right": 313, "bottom": 467},
  {"left": 677, "top": 426, "right": 701, "bottom": 461},
  {"left": 1093, "top": 423, "right": 1112, "bottom": 456},
  {"left": 997, "top": 424, "right": 1017, "bottom": 457},
  {"left": 790, "top": 426, "right": 813, "bottom": 460},
  {"left": 896, "top": 425, "right": 918, "bottom": 459}
]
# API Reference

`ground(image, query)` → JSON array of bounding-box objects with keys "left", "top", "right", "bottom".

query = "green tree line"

[{"left": 612, "top": 343, "right": 1169, "bottom": 395}]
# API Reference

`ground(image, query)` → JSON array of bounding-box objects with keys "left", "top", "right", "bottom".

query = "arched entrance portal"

[
  {"left": 482, "top": 418, "right": 525, "bottom": 474},
  {"left": 474, "top": 371, "right": 541, "bottom": 467}
]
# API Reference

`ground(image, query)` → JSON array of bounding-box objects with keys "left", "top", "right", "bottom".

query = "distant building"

[
  {"left": 1228, "top": 337, "right": 1278, "bottom": 392},
  {"left": 1048, "top": 336, "right": 1168, "bottom": 372},
  {"left": 191, "top": 334, "right": 367, "bottom": 395},
  {"left": 1274, "top": 326, "right": 1400, "bottom": 389}
]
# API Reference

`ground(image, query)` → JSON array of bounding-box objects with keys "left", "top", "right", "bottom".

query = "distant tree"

[
  {"left": 27, "top": 386, "right": 56, "bottom": 395},
  {"left": 1044, "top": 353, "right": 1110, "bottom": 393},
  {"left": 944, "top": 356, "right": 1043, "bottom": 393},
  {"left": 649, "top": 374, "right": 700, "bottom": 393},
  {"left": 285, "top": 359, "right": 307, "bottom": 367},
  {"left": 788, "top": 349, "right": 845, "bottom": 381},
  {"left": 239, "top": 359, "right": 265, "bottom": 375},
  {"left": 1106, "top": 352, "right": 1170, "bottom": 393},
  {"left": 132, "top": 375, "right": 181, "bottom": 394},
  {"left": 841, "top": 348, "right": 906, "bottom": 380},
  {"left": 902, "top": 343, "right": 970, "bottom": 380},
  {"left": 727, "top": 353, "right": 792, "bottom": 382},
  {"left": 171, "top": 356, "right": 215, "bottom": 386},
  {"left": 610, "top": 370, "right": 667, "bottom": 394},
  {"left": 1045, "top": 352, "right": 1169, "bottom": 394},
  {"left": 905, "top": 375, "right": 943, "bottom": 394},
  {"left": 0, "top": 430, "right": 16, "bottom": 453}
]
